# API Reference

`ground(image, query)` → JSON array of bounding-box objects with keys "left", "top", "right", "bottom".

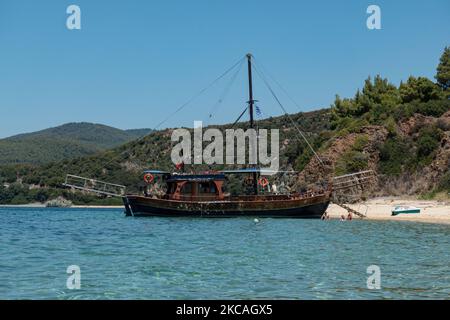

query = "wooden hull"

[{"left": 123, "top": 193, "right": 331, "bottom": 218}]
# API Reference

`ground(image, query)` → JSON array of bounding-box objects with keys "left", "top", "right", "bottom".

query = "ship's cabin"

[
  {"left": 165, "top": 174, "right": 226, "bottom": 201},
  {"left": 143, "top": 170, "right": 331, "bottom": 202}
]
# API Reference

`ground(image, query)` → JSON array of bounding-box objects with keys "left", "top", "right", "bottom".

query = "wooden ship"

[
  {"left": 122, "top": 54, "right": 332, "bottom": 218},
  {"left": 123, "top": 169, "right": 332, "bottom": 218},
  {"left": 64, "top": 54, "right": 374, "bottom": 218}
]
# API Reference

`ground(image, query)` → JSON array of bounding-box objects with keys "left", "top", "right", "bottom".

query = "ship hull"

[{"left": 123, "top": 194, "right": 330, "bottom": 218}]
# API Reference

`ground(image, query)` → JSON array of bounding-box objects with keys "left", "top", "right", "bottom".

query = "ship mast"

[{"left": 246, "top": 53, "right": 258, "bottom": 195}]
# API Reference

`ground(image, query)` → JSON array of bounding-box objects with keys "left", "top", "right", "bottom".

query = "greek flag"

[{"left": 255, "top": 105, "right": 262, "bottom": 117}]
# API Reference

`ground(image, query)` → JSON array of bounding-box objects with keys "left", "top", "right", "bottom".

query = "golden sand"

[{"left": 326, "top": 198, "right": 450, "bottom": 224}]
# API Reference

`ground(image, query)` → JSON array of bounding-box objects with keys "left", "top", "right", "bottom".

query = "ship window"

[
  {"left": 198, "top": 182, "right": 217, "bottom": 194},
  {"left": 181, "top": 182, "right": 192, "bottom": 194}
]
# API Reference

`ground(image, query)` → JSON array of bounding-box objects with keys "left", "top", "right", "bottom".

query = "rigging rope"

[
  {"left": 75, "top": 54, "right": 325, "bottom": 182},
  {"left": 231, "top": 106, "right": 249, "bottom": 128},
  {"left": 206, "top": 58, "right": 245, "bottom": 125},
  {"left": 251, "top": 63, "right": 324, "bottom": 167},
  {"left": 154, "top": 55, "right": 246, "bottom": 130},
  {"left": 84, "top": 55, "right": 247, "bottom": 177},
  {"left": 252, "top": 58, "right": 305, "bottom": 112}
]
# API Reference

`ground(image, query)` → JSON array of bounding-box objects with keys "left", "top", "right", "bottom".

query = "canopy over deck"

[
  {"left": 220, "top": 168, "right": 296, "bottom": 175},
  {"left": 143, "top": 170, "right": 171, "bottom": 175}
]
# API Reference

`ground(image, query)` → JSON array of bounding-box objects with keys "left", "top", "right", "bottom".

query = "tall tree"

[{"left": 436, "top": 46, "right": 450, "bottom": 91}]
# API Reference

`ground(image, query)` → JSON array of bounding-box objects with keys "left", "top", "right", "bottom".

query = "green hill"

[{"left": 0, "top": 123, "right": 152, "bottom": 165}]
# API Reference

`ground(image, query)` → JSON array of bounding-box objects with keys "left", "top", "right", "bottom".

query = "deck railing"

[
  {"left": 62, "top": 174, "right": 126, "bottom": 197},
  {"left": 333, "top": 170, "right": 375, "bottom": 191}
]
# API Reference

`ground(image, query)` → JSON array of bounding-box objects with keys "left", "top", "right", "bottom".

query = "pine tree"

[{"left": 436, "top": 46, "right": 450, "bottom": 91}]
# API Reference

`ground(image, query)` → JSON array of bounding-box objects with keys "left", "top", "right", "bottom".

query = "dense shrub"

[
  {"left": 335, "top": 151, "right": 369, "bottom": 176},
  {"left": 438, "top": 172, "right": 450, "bottom": 192},
  {"left": 409, "top": 99, "right": 449, "bottom": 118},
  {"left": 378, "top": 137, "right": 412, "bottom": 176},
  {"left": 416, "top": 126, "right": 443, "bottom": 165}
]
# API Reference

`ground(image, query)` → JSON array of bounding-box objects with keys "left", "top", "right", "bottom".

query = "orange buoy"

[
  {"left": 143, "top": 173, "right": 154, "bottom": 184},
  {"left": 258, "top": 177, "right": 269, "bottom": 187}
]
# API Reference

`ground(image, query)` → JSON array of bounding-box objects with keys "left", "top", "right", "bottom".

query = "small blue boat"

[{"left": 391, "top": 206, "right": 421, "bottom": 216}]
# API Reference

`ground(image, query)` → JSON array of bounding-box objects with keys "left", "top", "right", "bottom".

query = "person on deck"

[{"left": 271, "top": 183, "right": 278, "bottom": 194}]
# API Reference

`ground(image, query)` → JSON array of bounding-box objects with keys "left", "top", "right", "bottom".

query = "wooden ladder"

[{"left": 333, "top": 202, "right": 367, "bottom": 218}]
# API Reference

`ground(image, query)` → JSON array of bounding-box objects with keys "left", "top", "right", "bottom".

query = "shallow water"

[{"left": 0, "top": 207, "right": 449, "bottom": 299}]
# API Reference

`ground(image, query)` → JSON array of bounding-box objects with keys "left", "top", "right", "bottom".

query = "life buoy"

[
  {"left": 143, "top": 173, "right": 154, "bottom": 184},
  {"left": 258, "top": 177, "right": 269, "bottom": 187}
]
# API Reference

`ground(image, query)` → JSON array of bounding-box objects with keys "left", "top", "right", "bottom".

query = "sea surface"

[{"left": 0, "top": 207, "right": 449, "bottom": 299}]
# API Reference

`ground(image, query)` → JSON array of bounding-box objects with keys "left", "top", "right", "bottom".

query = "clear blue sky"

[{"left": 0, "top": 0, "right": 449, "bottom": 138}]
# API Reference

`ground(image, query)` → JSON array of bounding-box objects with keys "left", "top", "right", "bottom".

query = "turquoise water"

[{"left": 0, "top": 207, "right": 449, "bottom": 299}]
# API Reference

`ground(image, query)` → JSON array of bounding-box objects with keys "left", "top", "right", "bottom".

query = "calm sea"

[{"left": 0, "top": 207, "right": 449, "bottom": 299}]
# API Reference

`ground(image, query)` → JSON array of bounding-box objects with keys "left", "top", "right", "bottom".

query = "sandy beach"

[{"left": 326, "top": 197, "right": 450, "bottom": 224}]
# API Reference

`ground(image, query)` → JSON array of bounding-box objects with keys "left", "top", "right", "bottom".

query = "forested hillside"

[{"left": 0, "top": 123, "right": 152, "bottom": 165}]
